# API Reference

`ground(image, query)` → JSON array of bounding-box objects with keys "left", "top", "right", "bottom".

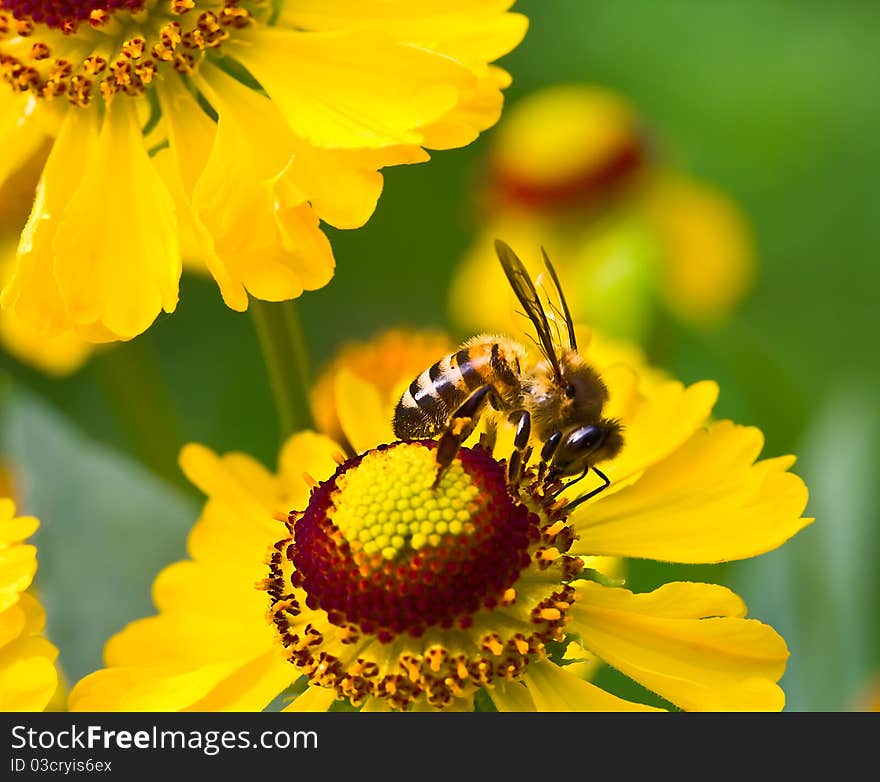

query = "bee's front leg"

[
  {"left": 506, "top": 410, "right": 532, "bottom": 487},
  {"left": 434, "top": 384, "right": 498, "bottom": 488}
]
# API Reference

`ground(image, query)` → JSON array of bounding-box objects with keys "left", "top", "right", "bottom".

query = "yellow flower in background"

[
  {"left": 68, "top": 328, "right": 811, "bottom": 712},
  {"left": 310, "top": 328, "right": 456, "bottom": 449},
  {"left": 0, "top": 498, "right": 59, "bottom": 711},
  {"left": 0, "top": 1, "right": 527, "bottom": 343},
  {"left": 450, "top": 85, "right": 755, "bottom": 340}
]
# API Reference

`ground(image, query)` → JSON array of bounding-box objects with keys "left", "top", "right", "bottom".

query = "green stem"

[
  {"left": 91, "top": 335, "right": 190, "bottom": 492},
  {"left": 249, "top": 299, "right": 314, "bottom": 441}
]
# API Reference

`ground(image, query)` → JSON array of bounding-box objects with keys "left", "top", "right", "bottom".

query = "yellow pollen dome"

[{"left": 331, "top": 445, "right": 480, "bottom": 560}]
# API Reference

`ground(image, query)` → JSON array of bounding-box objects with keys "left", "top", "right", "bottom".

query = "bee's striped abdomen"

[{"left": 393, "top": 344, "right": 501, "bottom": 439}]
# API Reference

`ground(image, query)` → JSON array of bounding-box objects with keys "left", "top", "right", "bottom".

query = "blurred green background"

[{"left": 3, "top": 0, "right": 878, "bottom": 711}]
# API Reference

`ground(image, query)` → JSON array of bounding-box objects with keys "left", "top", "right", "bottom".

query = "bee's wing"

[
  {"left": 540, "top": 247, "right": 577, "bottom": 351},
  {"left": 494, "top": 239, "right": 563, "bottom": 381}
]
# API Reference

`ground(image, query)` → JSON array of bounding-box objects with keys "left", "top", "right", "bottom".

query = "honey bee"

[{"left": 393, "top": 239, "right": 623, "bottom": 504}]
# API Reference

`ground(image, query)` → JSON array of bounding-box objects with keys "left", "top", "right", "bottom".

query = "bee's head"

[{"left": 544, "top": 419, "right": 624, "bottom": 480}]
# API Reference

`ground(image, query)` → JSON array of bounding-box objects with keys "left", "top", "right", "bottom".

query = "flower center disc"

[
  {"left": 0, "top": 0, "right": 143, "bottom": 29},
  {"left": 290, "top": 441, "right": 539, "bottom": 643}
]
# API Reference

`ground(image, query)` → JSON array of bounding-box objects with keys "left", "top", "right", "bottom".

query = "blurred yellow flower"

[
  {"left": 451, "top": 85, "right": 755, "bottom": 340},
  {"left": 68, "top": 329, "right": 810, "bottom": 712},
  {"left": 0, "top": 0, "right": 527, "bottom": 343},
  {"left": 310, "top": 328, "right": 455, "bottom": 449},
  {"left": 0, "top": 498, "right": 59, "bottom": 711}
]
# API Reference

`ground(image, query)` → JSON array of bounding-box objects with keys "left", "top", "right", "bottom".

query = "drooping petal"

[
  {"left": 523, "top": 660, "right": 663, "bottom": 712},
  {"left": 279, "top": 141, "right": 426, "bottom": 231},
  {"left": 49, "top": 97, "right": 180, "bottom": 341},
  {"left": 1, "top": 109, "right": 97, "bottom": 338},
  {"left": 0, "top": 235, "right": 93, "bottom": 375},
  {"left": 278, "top": 1, "right": 526, "bottom": 73},
  {"left": 192, "top": 64, "right": 334, "bottom": 309},
  {"left": 0, "top": 92, "right": 50, "bottom": 189},
  {"left": 228, "top": 27, "right": 474, "bottom": 150},
  {"left": 570, "top": 421, "right": 811, "bottom": 563},
  {"left": 570, "top": 581, "right": 789, "bottom": 712}
]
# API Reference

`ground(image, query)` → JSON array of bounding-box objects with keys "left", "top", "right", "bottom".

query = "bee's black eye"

[
  {"left": 565, "top": 383, "right": 576, "bottom": 399},
  {"left": 566, "top": 425, "right": 605, "bottom": 453}
]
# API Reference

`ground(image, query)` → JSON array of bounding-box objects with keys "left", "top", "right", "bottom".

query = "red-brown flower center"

[
  {"left": 0, "top": 0, "right": 143, "bottom": 30},
  {"left": 288, "top": 442, "right": 540, "bottom": 643}
]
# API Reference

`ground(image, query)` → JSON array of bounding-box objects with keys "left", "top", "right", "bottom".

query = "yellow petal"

[
  {"left": 571, "top": 421, "right": 812, "bottom": 562},
  {"left": 0, "top": 639, "right": 58, "bottom": 711},
  {"left": 193, "top": 65, "right": 334, "bottom": 307},
  {"left": 0, "top": 91, "right": 50, "bottom": 190},
  {"left": 68, "top": 663, "right": 242, "bottom": 712},
  {"left": 602, "top": 379, "right": 719, "bottom": 485},
  {"left": 418, "top": 70, "right": 504, "bottom": 150},
  {"left": 184, "top": 648, "right": 293, "bottom": 712},
  {"left": 0, "top": 508, "right": 38, "bottom": 545},
  {"left": 0, "top": 301, "right": 93, "bottom": 376},
  {"left": 152, "top": 559, "right": 266, "bottom": 620},
  {"left": 178, "top": 444, "right": 289, "bottom": 567},
  {"left": 571, "top": 581, "right": 789, "bottom": 711},
  {"left": 1, "top": 109, "right": 97, "bottom": 339},
  {"left": 51, "top": 97, "right": 180, "bottom": 341},
  {"left": 282, "top": 684, "right": 338, "bottom": 712},
  {"left": 228, "top": 27, "right": 473, "bottom": 150},
  {"left": 280, "top": 142, "right": 386, "bottom": 230},
  {"left": 0, "top": 600, "right": 25, "bottom": 649},
  {"left": 16, "top": 592, "right": 47, "bottom": 636},
  {"left": 488, "top": 679, "right": 536, "bottom": 711},
  {"left": 279, "top": 1, "right": 526, "bottom": 71},
  {"left": 180, "top": 443, "right": 282, "bottom": 516},
  {"left": 277, "top": 431, "right": 347, "bottom": 509},
  {"left": 0, "top": 544, "right": 36, "bottom": 613},
  {"left": 334, "top": 369, "right": 395, "bottom": 456},
  {"left": 523, "top": 660, "right": 663, "bottom": 711},
  {"left": 104, "top": 612, "right": 273, "bottom": 669}
]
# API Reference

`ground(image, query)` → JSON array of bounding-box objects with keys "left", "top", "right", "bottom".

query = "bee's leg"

[
  {"left": 506, "top": 410, "right": 532, "bottom": 486},
  {"left": 434, "top": 384, "right": 497, "bottom": 488},
  {"left": 563, "top": 467, "right": 612, "bottom": 511},
  {"left": 537, "top": 430, "right": 563, "bottom": 485}
]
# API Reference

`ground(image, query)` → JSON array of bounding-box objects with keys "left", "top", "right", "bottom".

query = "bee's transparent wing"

[
  {"left": 538, "top": 247, "right": 577, "bottom": 351},
  {"left": 494, "top": 239, "right": 563, "bottom": 380}
]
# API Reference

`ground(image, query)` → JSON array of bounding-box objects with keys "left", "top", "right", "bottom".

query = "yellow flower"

[
  {"left": 0, "top": 498, "right": 59, "bottom": 711},
  {"left": 0, "top": 1, "right": 527, "bottom": 343},
  {"left": 68, "top": 329, "right": 810, "bottom": 712},
  {"left": 451, "top": 85, "right": 754, "bottom": 339}
]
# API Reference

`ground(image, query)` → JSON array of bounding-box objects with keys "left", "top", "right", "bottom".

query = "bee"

[{"left": 393, "top": 239, "right": 623, "bottom": 505}]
